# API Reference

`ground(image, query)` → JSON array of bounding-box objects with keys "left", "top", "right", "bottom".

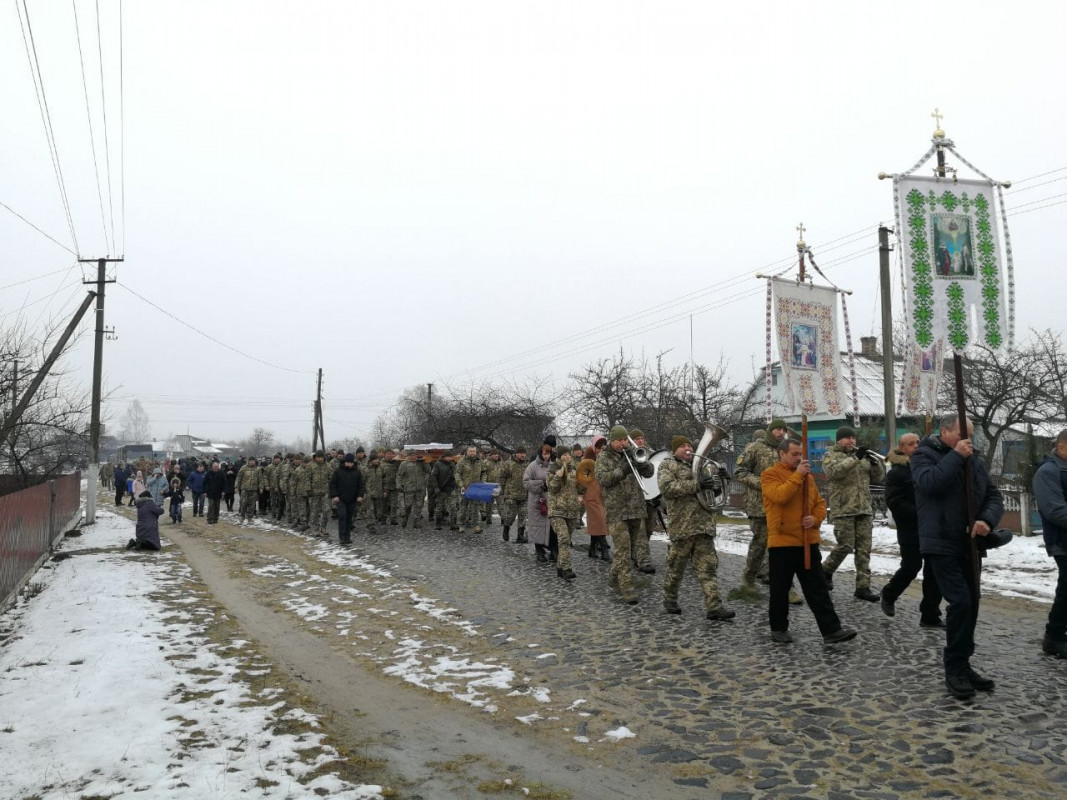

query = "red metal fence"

[{"left": 0, "top": 471, "right": 81, "bottom": 611}]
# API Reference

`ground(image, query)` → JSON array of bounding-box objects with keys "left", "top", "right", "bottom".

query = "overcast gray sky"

[{"left": 3, "top": 1, "right": 1065, "bottom": 445}]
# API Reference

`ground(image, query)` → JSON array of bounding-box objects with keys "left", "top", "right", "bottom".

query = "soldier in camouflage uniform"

[
  {"left": 429, "top": 453, "right": 459, "bottom": 529},
  {"left": 497, "top": 448, "right": 528, "bottom": 542},
  {"left": 481, "top": 450, "right": 504, "bottom": 525},
  {"left": 286, "top": 454, "right": 304, "bottom": 526},
  {"left": 395, "top": 453, "right": 425, "bottom": 529},
  {"left": 595, "top": 425, "right": 654, "bottom": 604},
  {"left": 306, "top": 450, "right": 332, "bottom": 535},
  {"left": 276, "top": 454, "right": 291, "bottom": 521},
  {"left": 235, "top": 457, "right": 264, "bottom": 523},
  {"left": 454, "top": 446, "right": 485, "bottom": 533},
  {"left": 628, "top": 429, "right": 657, "bottom": 574},
  {"left": 364, "top": 454, "right": 383, "bottom": 528},
  {"left": 658, "top": 436, "right": 735, "bottom": 619},
  {"left": 379, "top": 450, "right": 400, "bottom": 525},
  {"left": 821, "top": 426, "right": 885, "bottom": 601},
  {"left": 268, "top": 454, "right": 285, "bottom": 520},
  {"left": 292, "top": 454, "right": 312, "bottom": 530},
  {"left": 547, "top": 446, "right": 580, "bottom": 580},
  {"left": 353, "top": 448, "right": 370, "bottom": 519}
]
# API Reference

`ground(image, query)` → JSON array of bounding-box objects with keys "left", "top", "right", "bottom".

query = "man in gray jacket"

[{"left": 1033, "top": 429, "right": 1067, "bottom": 658}]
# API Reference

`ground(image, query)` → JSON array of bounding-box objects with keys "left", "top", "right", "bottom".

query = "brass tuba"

[{"left": 693, "top": 422, "right": 730, "bottom": 512}]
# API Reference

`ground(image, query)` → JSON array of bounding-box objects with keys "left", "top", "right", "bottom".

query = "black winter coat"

[
  {"left": 204, "top": 469, "right": 226, "bottom": 499},
  {"left": 223, "top": 470, "right": 237, "bottom": 494},
  {"left": 912, "top": 434, "right": 1003, "bottom": 557},
  {"left": 431, "top": 460, "right": 457, "bottom": 493},
  {"left": 329, "top": 464, "right": 365, "bottom": 503},
  {"left": 884, "top": 450, "right": 917, "bottom": 536}
]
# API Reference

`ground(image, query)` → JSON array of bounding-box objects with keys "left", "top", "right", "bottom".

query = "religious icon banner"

[
  {"left": 899, "top": 336, "right": 944, "bottom": 415},
  {"left": 771, "top": 277, "right": 845, "bottom": 416},
  {"left": 896, "top": 176, "right": 1007, "bottom": 353}
]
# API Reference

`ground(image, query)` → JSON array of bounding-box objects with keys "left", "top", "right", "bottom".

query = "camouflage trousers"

[
  {"left": 742, "top": 516, "right": 770, "bottom": 585},
  {"left": 270, "top": 489, "right": 285, "bottom": 519},
  {"left": 308, "top": 494, "right": 329, "bottom": 532},
  {"left": 459, "top": 498, "right": 482, "bottom": 529},
  {"left": 398, "top": 491, "right": 424, "bottom": 528},
  {"left": 434, "top": 492, "right": 457, "bottom": 527},
  {"left": 288, "top": 493, "right": 306, "bottom": 525},
  {"left": 629, "top": 504, "right": 655, "bottom": 568},
  {"left": 427, "top": 488, "right": 438, "bottom": 520},
  {"left": 380, "top": 490, "right": 398, "bottom": 523},
  {"left": 500, "top": 498, "right": 527, "bottom": 530},
  {"left": 664, "top": 534, "right": 723, "bottom": 611},
  {"left": 482, "top": 497, "right": 498, "bottom": 523},
  {"left": 550, "top": 517, "right": 577, "bottom": 570},
  {"left": 608, "top": 518, "right": 644, "bottom": 594},
  {"left": 238, "top": 491, "right": 257, "bottom": 521},
  {"left": 822, "top": 514, "right": 874, "bottom": 589}
]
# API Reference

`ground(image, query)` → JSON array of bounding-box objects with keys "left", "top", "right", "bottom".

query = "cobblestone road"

[{"left": 164, "top": 504, "right": 1067, "bottom": 799}]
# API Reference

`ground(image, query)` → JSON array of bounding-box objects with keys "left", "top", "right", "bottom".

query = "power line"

[
  {"left": 1007, "top": 197, "right": 1067, "bottom": 218},
  {"left": 118, "top": 0, "right": 125, "bottom": 255},
  {"left": 72, "top": 0, "right": 110, "bottom": 250},
  {"left": 1005, "top": 174, "right": 1067, "bottom": 196},
  {"left": 0, "top": 267, "right": 73, "bottom": 293},
  {"left": 1005, "top": 191, "right": 1067, "bottom": 213},
  {"left": 16, "top": 0, "right": 81, "bottom": 257},
  {"left": 1011, "top": 166, "right": 1067, "bottom": 186},
  {"left": 0, "top": 279, "right": 84, "bottom": 322},
  {"left": 95, "top": 0, "right": 117, "bottom": 254},
  {"left": 0, "top": 201, "right": 78, "bottom": 255},
  {"left": 116, "top": 282, "right": 314, "bottom": 374}
]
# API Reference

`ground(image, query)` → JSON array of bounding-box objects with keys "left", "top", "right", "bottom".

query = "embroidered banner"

[
  {"left": 899, "top": 336, "right": 944, "bottom": 415},
  {"left": 771, "top": 278, "right": 844, "bottom": 416},
  {"left": 896, "top": 176, "right": 1007, "bottom": 353}
]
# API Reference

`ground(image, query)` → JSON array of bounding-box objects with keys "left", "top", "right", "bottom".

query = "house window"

[{"left": 772, "top": 373, "right": 778, "bottom": 386}]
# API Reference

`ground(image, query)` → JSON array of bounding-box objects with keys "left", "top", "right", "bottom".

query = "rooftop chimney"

[{"left": 860, "top": 336, "right": 880, "bottom": 359}]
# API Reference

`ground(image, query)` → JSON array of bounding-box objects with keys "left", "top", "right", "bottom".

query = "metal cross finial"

[
  {"left": 796, "top": 222, "right": 806, "bottom": 250},
  {"left": 931, "top": 107, "right": 945, "bottom": 138}
]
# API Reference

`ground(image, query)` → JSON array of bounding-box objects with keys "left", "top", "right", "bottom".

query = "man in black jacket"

[
  {"left": 203, "top": 461, "right": 226, "bottom": 524},
  {"left": 880, "top": 433, "right": 943, "bottom": 627},
  {"left": 329, "top": 453, "right": 365, "bottom": 546},
  {"left": 912, "top": 414, "right": 1004, "bottom": 700}
]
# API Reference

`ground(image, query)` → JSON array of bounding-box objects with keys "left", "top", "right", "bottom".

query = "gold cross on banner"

[{"left": 931, "top": 107, "right": 945, "bottom": 137}]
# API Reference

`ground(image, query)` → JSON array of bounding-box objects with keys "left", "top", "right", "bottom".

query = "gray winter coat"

[
  {"left": 134, "top": 495, "right": 163, "bottom": 549},
  {"left": 522, "top": 456, "right": 551, "bottom": 546},
  {"left": 145, "top": 471, "right": 169, "bottom": 506}
]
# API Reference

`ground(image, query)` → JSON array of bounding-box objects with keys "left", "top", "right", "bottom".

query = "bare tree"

[
  {"left": 1031, "top": 328, "right": 1067, "bottom": 422},
  {"left": 120, "top": 400, "right": 152, "bottom": 443},
  {"left": 239, "top": 426, "right": 276, "bottom": 456},
  {"left": 568, "top": 348, "right": 641, "bottom": 435}
]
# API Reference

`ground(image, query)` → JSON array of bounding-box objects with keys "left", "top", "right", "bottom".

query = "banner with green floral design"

[{"left": 896, "top": 176, "right": 1007, "bottom": 353}]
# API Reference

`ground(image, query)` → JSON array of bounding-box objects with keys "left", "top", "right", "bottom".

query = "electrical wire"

[
  {"left": 16, "top": 0, "right": 80, "bottom": 257},
  {"left": 0, "top": 279, "right": 84, "bottom": 322},
  {"left": 118, "top": 0, "right": 125, "bottom": 256},
  {"left": 1004, "top": 191, "right": 1067, "bottom": 212},
  {"left": 95, "top": 0, "right": 116, "bottom": 254},
  {"left": 1004, "top": 175, "right": 1067, "bottom": 196},
  {"left": 0, "top": 267, "right": 73, "bottom": 293},
  {"left": 1010, "top": 166, "right": 1067, "bottom": 186},
  {"left": 72, "top": 0, "right": 110, "bottom": 251},
  {"left": 0, "top": 201, "right": 78, "bottom": 255},
  {"left": 1007, "top": 197, "right": 1067, "bottom": 218},
  {"left": 116, "top": 282, "right": 314, "bottom": 374}
]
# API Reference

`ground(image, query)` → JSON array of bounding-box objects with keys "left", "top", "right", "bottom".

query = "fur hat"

[{"left": 543, "top": 434, "right": 558, "bottom": 448}]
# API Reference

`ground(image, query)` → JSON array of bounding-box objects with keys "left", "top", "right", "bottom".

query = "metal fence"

[{"left": 0, "top": 471, "right": 82, "bottom": 612}]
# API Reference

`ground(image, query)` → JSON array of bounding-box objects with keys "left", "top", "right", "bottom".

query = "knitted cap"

[
  {"left": 609, "top": 425, "right": 629, "bottom": 441},
  {"left": 670, "top": 435, "right": 692, "bottom": 451},
  {"left": 768, "top": 418, "right": 787, "bottom": 434},
  {"left": 543, "top": 434, "right": 558, "bottom": 448},
  {"left": 629, "top": 428, "right": 645, "bottom": 440},
  {"left": 836, "top": 426, "right": 856, "bottom": 441}
]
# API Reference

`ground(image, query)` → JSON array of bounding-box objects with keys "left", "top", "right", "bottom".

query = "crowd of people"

[{"left": 99, "top": 415, "right": 1067, "bottom": 699}]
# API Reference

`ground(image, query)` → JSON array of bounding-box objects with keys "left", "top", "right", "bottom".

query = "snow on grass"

[
  {"left": 0, "top": 509, "right": 384, "bottom": 800},
  {"left": 603, "top": 726, "right": 637, "bottom": 742}
]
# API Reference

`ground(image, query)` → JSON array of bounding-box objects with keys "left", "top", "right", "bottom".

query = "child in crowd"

[
  {"left": 128, "top": 491, "right": 163, "bottom": 551},
  {"left": 163, "top": 477, "right": 185, "bottom": 524}
]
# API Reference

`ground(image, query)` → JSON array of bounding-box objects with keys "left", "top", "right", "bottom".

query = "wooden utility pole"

[
  {"left": 312, "top": 368, "right": 325, "bottom": 452},
  {"left": 879, "top": 225, "right": 896, "bottom": 448},
  {"left": 81, "top": 256, "right": 122, "bottom": 525}
]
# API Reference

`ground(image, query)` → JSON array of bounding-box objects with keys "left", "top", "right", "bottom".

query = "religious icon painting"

[
  {"left": 790, "top": 323, "right": 818, "bottom": 370},
  {"left": 931, "top": 214, "right": 976, "bottom": 279}
]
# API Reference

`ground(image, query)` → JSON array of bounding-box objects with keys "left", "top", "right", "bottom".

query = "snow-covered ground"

[{"left": 0, "top": 509, "right": 384, "bottom": 800}]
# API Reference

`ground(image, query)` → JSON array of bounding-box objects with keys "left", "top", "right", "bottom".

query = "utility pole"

[
  {"left": 81, "top": 256, "right": 122, "bottom": 525},
  {"left": 312, "top": 368, "right": 324, "bottom": 452},
  {"left": 879, "top": 225, "right": 897, "bottom": 449}
]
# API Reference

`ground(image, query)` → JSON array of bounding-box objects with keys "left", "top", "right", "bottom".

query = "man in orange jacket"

[{"left": 761, "top": 438, "right": 857, "bottom": 645}]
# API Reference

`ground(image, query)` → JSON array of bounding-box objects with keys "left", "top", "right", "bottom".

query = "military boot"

[
  {"left": 535, "top": 545, "right": 548, "bottom": 563},
  {"left": 588, "top": 540, "right": 597, "bottom": 558},
  {"left": 502, "top": 525, "right": 510, "bottom": 542},
  {"left": 516, "top": 527, "right": 528, "bottom": 543}
]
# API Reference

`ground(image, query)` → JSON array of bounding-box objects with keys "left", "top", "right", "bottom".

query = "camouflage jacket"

[
  {"left": 266, "top": 463, "right": 281, "bottom": 491},
  {"left": 497, "top": 458, "right": 528, "bottom": 502},
  {"left": 236, "top": 464, "right": 264, "bottom": 494},
  {"left": 396, "top": 461, "right": 423, "bottom": 492},
  {"left": 822, "top": 444, "right": 885, "bottom": 517},
  {"left": 658, "top": 456, "right": 715, "bottom": 540},
  {"left": 595, "top": 446, "right": 653, "bottom": 523},
  {"left": 290, "top": 464, "right": 310, "bottom": 496},
  {"left": 546, "top": 461, "right": 581, "bottom": 519},
  {"left": 482, "top": 459, "right": 504, "bottom": 485},
  {"left": 380, "top": 460, "right": 400, "bottom": 492},
  {"left": 734, "top": 438, "right": 780, "bottom": 518},
  {"left": 277, "top": 461, "right": 291, "bottom": 493},
  {"left": 307, "top": 460, "right": 331, "bottom": 495},
  {"left": 455, "top": 456, "right": 484, "bottom": 490},
  {"left": 365, "top": 464, "right": 384, "bottom": 496}
]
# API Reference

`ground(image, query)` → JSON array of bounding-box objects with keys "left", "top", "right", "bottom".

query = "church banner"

[
  {"left": 771, "top": 277, "right": 845, "bottom": 416},
  {"left": 899, "top": 336, "right": 944, "bottom": 415},
  {"left": 896, "top": 176, "right": 1007, "bottom": 353}
]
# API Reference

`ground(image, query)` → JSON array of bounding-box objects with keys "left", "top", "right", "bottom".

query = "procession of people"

[{"left": 99, "top": 413, "right": 1067, "bottom": 699}]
